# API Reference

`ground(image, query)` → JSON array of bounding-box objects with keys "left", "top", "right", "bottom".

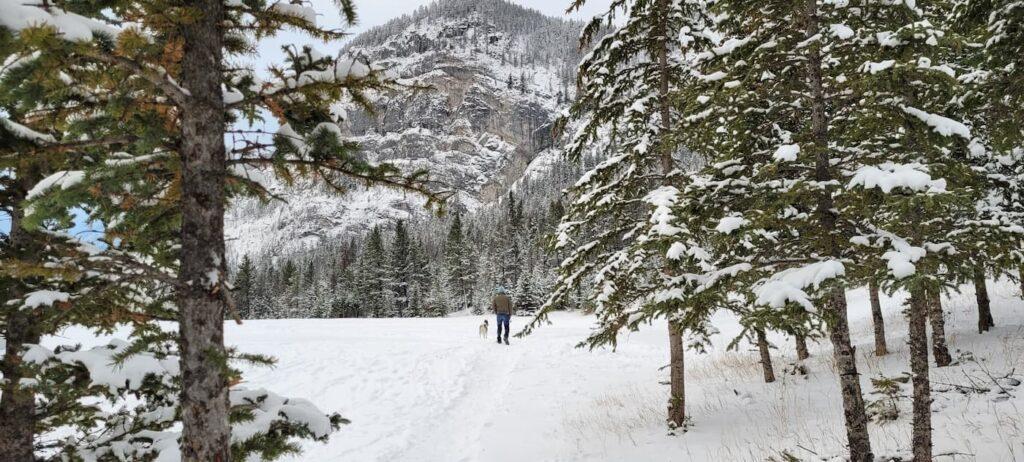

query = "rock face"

[
  {"left": 344, "top": 0, "right": 582, "bottom": 202},
  {"left": 227, "top": 0, "right": 584, "bottom": 260}
]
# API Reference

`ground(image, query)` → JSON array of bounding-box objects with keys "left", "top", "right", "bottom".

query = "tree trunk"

[
  {"left": 0, "top": 186, "right": 39, "bottom": 461},
  {"left": 1019, "top": 266, "right": 1024, "bottom": 300},
  {"left": 803, "top": 0, "right": 874, "bottom": 457},
  {"left": 756, "top": 329, "right": 776, "bottom": 383},
  {"left": 908, "top": 288, "right": 933, "bottom": 462},
  {"left": 795, "top": 333, "right": 810, "bottom": 360},
  {"left": 0, "top": 314, "right": 40, "bottom": 462},
  {"left": 178, "top": 1, "right": 231, "bottom": 460},
  {"left": 655, "top": 0, "right": 686, "bottom": 430},
  {"left": 869, "top": 280, "right": 888, "bottom": 356},
  {"left": 926, "top": 289, "right": 952, "bottom": 367},
  {"left": 667, "top": 320, "right": 686, "bottom": 428},
  {"left": 973, "top": 265, "right": 994, "bottom": 333},
  {"left": 822, "top": 290, "right": 874, "bottom": 461}
]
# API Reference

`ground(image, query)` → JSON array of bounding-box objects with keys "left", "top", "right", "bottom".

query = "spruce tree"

[
  {"left": 445, "top": 212, "right": 475, "bottom": 311},
  {"left": 391, "top": 220, "right": 413, "bottom": 316},
  {"left": 833, "top": 3, "right": 981, "bottom": 459},
  {"left": 525, "top": 0, "right": 716, "bottom": 430},
  {"left": 234, "top": 255, "right": 256, "bottom": 318},
  {"left": 358, "top": 226, "right": 391, "bottom": 317},
  {"left": 680, "top": 0, "right": 893, "bottom": 455},
  {"left": 2, "top": 0, "right": 441, "bottom": 458},
  {"left": 956, "top": 0, "right": 1024, "bottom": 301}
]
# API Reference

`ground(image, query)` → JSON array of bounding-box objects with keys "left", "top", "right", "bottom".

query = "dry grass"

[
  {"left": 560, "top": 384, "right": 664, "bottom": 447},
  {"left": 688, "top": 351, "right": 764, "bottom": 383}
]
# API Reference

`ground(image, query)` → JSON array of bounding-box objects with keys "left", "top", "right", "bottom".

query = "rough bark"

[
  {"left": 973, "top": 265, "right": 994, "bottom": 333},
  {"left": 756, "top": 329, "right": 776, "bottom": 383},
  {"left": 667, "top": 320, "right": 686, "bottom": 428},
  {"left": 823, "top": 290, "right": 874, "bottom": 461},
  {"left": 0, "top": 185, "right": 39, "bottom": 462},
  {"left": 908, "top": 288, "right": 933, "bottom": 462},
  {"left": 178, "top": 1, "right": 231, "bottom": 460},
  {"left": 803, "top": 0, "right": 874, "bottom": 458},
  {"left": 868, "top": 280, "right": 888, "bottom": 356},
  {"left": 0, "top": 314, "right": 40, "bottom": 462},
  {"left": 926, "top": 289, "right": 952, "bottom": 367},
  {"left": 795, "top": 333, "right": 810, "bottom": 361},
  {"left": 1019, "top": 267, "right": 1024, "bottom": 300}
]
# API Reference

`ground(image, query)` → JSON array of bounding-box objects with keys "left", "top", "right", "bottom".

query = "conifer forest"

[{"left": 1, "top": 0, "right": 1023, "bottom": 461}]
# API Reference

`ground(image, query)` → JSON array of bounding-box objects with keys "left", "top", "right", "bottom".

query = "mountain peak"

[
  {"left": 227, "top": 1, "right": 586, "bottom": 261},
  {"left": 349, "top": 0, "right": 572, "bottom": 50}
]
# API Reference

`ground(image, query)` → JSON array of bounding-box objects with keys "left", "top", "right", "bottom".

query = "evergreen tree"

[
  {"left": 391, "top": 220, "right": 413, "bottom": 316},
  {"left": 956, "top": 0, "right": 1024, "bottom": 301},
  {"left": 524, "top": 0, "right": 716, "bottom": 430},
  {"left": 830, "top": 4, "right": 982, "bottom": 458},
  {"left": 1, "top": 0, "right": 441, "bottom": 458},
  {"left": 358, "top": 226, "right": 392, "bottom": 317},
  {"left": 425, "top": 262, "right": 455, "bottom": 317},
  {"left": 445, "top": 212, "right": 475, "bottom": 311},
  {"left": 235, "top": 255, "right": 256, "bottom": 318}
]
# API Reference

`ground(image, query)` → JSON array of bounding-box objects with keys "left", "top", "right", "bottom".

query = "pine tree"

[
  {"left": 425, "top": 262, "right": 455, "bottom": 317},
  {"left": 445, "top": 212, "right": 476, "bottom": 311},
  {"left": 234, "top": 255, "right": 256, "bottom": 318},
  {"left": 678, "top": 0, "right": 906, "bottom": 454},
  {"left": 524, "top": 0, "right": 717, "bottom": 431},
  {"left": 831, "top": 3, "right": 982, "bottom": 459},
  {"left": 1, "top": 0, "right": 442, "bottom": 458},
  {"left": 358, "top": 226, "right": 392, "bottom": 317},
  {"left": 390, "top": 220, "right": 413, "bottom": 316},
  {"left": 956, "top": 0, "right": 1024, "bottom": 303}
]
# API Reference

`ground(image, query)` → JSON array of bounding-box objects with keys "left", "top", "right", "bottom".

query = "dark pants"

[{"left": 496, "top": 313, "right": 511, "bottom": 341}]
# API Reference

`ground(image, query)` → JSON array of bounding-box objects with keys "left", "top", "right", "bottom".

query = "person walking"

[{"left": 491, "top": 287, "right": 514, "bottom": 345}]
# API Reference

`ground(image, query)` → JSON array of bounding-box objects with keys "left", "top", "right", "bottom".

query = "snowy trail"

[{"left": 212, "top": 281, "right": 1024, "bottom": 461}]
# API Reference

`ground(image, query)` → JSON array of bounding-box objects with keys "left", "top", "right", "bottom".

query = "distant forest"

[{"left": 232, "top": 162, "right": 589, "bottom": 319}]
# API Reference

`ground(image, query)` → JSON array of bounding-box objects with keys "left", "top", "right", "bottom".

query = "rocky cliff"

[{"left": 226, "top": 0, "right": 585, "bottom": 260}]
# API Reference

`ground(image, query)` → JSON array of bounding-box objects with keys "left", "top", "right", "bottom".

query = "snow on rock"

[
  {"left": 22, "top": 290, "right": 71, "bottom": 308},
  {"left": 848, "top": 162, "right": 946, "bottom": 193},
  {"left": 901, "top": 105, "right": 972, "bottom": 139},
  {"left": 715, "top": 215, "right": 748, "bottom": 234},
  {"left": 26, "top": 170, "right": 86, "bottom": 200},
  {"left": 754, "top": 260, "right": 846, "bottom": 310},
  {"left": 227, "top": 1, "right": 587, "bottom": 262}
]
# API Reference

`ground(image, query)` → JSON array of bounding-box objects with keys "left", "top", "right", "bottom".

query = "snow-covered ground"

[
  {"left": 46, "top": 280, "right": 1024, "bottom": 461},
  {"left": 215, "top": 280, "right": 1024, "bottom": 461}
]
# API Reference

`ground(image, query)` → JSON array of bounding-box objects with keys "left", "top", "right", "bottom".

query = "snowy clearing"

[{"left": 50, "top": 280, "right": 1024, "bottom": 461}]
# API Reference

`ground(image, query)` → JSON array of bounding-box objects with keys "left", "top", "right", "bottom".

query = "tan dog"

[{"left": 479, "top": 319, "right": 489, "bottom": 338}]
